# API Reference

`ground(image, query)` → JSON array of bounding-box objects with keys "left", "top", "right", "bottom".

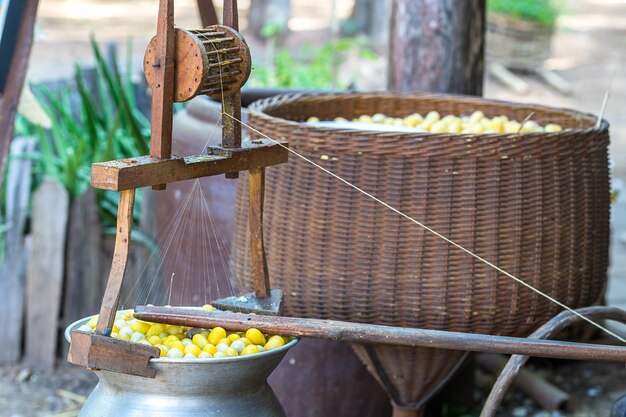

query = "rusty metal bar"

[{"left": 134, "top": 306, "right": 626, "bottom": 363}]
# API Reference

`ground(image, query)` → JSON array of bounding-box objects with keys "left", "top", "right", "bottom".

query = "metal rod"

[
  {"left": 480, "top": 306, "right": 626, "bottom": 417},
  {"left": 134, "top": 306, "right": 626, "bottom": 363}
]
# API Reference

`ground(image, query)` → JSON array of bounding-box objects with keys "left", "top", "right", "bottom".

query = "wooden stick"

[
  {"left": 150, "top": 0, "right": 176, "bottom": 190},
  {"left": 249, "top": 168, "right": 271, "bottom": 297},
  {"left": 96, "top": 190, "right": 136, "bottom": 334},
  {"left": 222, "top": 0, "right": 242, "bottom": 179},
  {"left": 134, "top": 306, "right": 626, "bottom": 363},
  {"left": 0, "top": 0, "right": 40, "bottom": 191},
  {"left": 196, "top": 0, "right": 219, "bottom": 27}
]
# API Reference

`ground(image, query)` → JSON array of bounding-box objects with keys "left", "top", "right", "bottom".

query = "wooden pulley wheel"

[{"left": 144, "top": 25, "right": 251, "bottom": 102}]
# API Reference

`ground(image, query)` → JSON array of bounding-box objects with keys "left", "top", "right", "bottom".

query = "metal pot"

[{"left": 65, "top": 317, "right": 298, "bottom": 417}]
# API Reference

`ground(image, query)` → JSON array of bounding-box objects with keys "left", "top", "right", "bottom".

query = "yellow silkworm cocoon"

[
  {"left": 166, "top": 348, "right": 184, "bottom": 358},
  {"left": 146, "top": 323, "right": 166, "bottom": 337},
  {"left": 264, "top": 336, "right": 286, "bottom": 350},
  {"left": 166, "top": 325, "right": 183, "bottom": 335},
  {"left": 131, "top": 321, "right": 150, "bottom": 334},
  {"left": 372, "top": 113, "right": 386, "bottom": 123},
  {"left": 208, "top": 327, "right": 227, "bottom": 345},
  {"left": 192, "top": 334, "right": 209, "bottom": 349},
  {"left": 203, "top": 344, "right": 217, "bottom": 355},
  {"left": 430, "top": 121, "right": 448, "bottom": 134},
  {"left": 245, "top": 329, "right": 267, "bottom": 346},
  {"left": 469, "top": 111, "right": 484, "bottom": 124},
  {"left": 425, "top": 111, "right": 440, "bottom": 121},
  {"left": 184, "top": 344, "right": 202, "bottom": 357},
  {"left": 544, "top": 124, "right": 563, "bottom": 132},
  {"left": 240, "top": 345, "right": 261, "bottom": 356},
  {"left": 225, "top": 347, "right": 239, "bottom": 357}
]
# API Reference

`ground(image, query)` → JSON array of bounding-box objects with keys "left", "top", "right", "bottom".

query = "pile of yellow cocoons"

[
  {"left": 77, "top": 305, "right": 292, "bottom": 359},
  {"left": 307, "top": 111, "right": 564, "bottom": 134}
]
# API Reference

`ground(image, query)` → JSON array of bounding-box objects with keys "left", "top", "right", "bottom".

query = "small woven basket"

[{"left": 233, "top": 93, "right": 610, "bottom": 338}]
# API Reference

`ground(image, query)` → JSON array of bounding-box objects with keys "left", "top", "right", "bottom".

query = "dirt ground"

[
  {"left": 3, "top": 0, "right": 626, "bottom": 416},
  {"left": 0, "top": 365, "right": 96, "bottom": 417},
  {"left": 485, "top": 361, "right": 626, "bottom": 417}
]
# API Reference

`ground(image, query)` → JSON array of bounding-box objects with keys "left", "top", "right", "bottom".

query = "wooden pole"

[
  {"left": 150, "top": 0, "right": 176, "bottom": 190},
  {"left": 196, "top": 0, "right": 219, "bottom": 27},
  {"left": 134, "top": 307, "right": 626, "bottom": 363},
  {"left": 248, "top": 168, "right": 271, "bottom": 298},
  {"left": 0, "top": 0, "right": 40, "bottom": 190},
  {"left": 388, "top": 0, "right": 485, "bottom": 95},
  {"left": 96, "top": 189, "right": 136, "bottom": 334}
]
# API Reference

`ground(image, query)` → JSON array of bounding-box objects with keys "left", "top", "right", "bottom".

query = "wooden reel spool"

[
  {"left": 67, "top": 0, "right": 287, "bottom": 379},
  {"left": 144, "top": 26, "right": 251, "bottom": 102}
]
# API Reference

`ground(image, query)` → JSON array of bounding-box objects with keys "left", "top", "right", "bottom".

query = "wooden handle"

[
  {"left": 96, "top": 189, "right": 136, "bottom": 334},
  {"left": 134, "top": 306, "right": 626, "bottom": 363}
]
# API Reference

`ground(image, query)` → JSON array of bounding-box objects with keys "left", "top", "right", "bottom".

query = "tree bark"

[
  {"left": 0, "top": 0, "right": 40, "bottom": 190},
  {"left": 388, "top": 0, "right": 485, "bottom": 95}
]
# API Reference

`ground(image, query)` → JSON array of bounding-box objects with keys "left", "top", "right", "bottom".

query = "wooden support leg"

[
  {"left": 249, "top": 168, "right": 271, "bottom": 298},
  {"left": 96, "top": 189, "right": 136, "bottom": 334},
  {"left": 150, "top": 0, "right": 175, "bottom": 190}
]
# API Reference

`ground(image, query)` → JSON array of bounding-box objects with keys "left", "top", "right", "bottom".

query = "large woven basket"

[{"left": 233, "top": 93, "right": 610, "bottom": 337}]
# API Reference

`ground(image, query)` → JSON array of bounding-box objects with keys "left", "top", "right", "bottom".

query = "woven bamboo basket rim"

[{"left": 249, "top": 92, "right": 609, "bottom": 157}]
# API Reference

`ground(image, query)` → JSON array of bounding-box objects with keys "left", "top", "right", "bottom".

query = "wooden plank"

[
  {"left": 0, "top": 137, "right": 35, "bottom": 363},
  {"left": 0, "top": 0, "right": 41, "bottom": 190},
  {"left": 90, "top": 140, "right": 288, "bottom": 191},
  {"left": 25, "top": 180, "right": 69, "bottom": 369},
  {"left": 135, "top": 307, "right": 626, "bottom": 363},
  {"left": 61, "top": 189, "right": 103, "bottom": 358},
  {"left": 96, "top": 189, "right": 135, "bottom": 334},
  {"left": 248, "top": 168, "right": 271, "bottom": 298},
  {"left": 68, "top": 331, "right": 158, "bottom": 378}
]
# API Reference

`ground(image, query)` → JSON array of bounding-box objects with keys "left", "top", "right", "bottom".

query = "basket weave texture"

[{"left": 233, "top": 93, "right": 610, "bottom": 338}]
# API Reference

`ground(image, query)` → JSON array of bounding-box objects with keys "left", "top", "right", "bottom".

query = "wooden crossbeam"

[{"left": 91, "top": 140, "right": 288, "bottom": 191}]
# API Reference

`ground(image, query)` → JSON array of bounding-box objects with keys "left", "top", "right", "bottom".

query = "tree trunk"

[
  {"left": 388, "top": 0, "right": 485, "bottom": 95},
  {"left": 247, "top": 0, "right": 291, "bottom": 38}
]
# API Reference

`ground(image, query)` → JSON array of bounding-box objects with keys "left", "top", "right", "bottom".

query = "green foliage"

[
  {"left": 487, "top": 0, "right": 563, "bottom": 26},
  {"left": 19, "top": 37, "right": 151, "bottom": 227},
  {"left": 260, "top": 21, "right": 287, "bottom": 39},
  {"left": 249, "top": 37, "right": 377, "bottom": 90}
]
